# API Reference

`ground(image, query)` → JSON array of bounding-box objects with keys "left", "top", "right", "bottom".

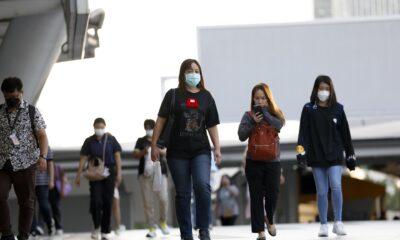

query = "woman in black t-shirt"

[
  {"left": 151, "top": 59, "right": 221, "bottom": 240},
  {"left": 296, "top": 75, "right": 356, "bottom": 238}
]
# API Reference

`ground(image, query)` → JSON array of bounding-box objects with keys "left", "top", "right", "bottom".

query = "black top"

[
  {"left": 297, "top": 102, "right": 355, "bottom": 167},
  {"left": 158, "top": 88, "right": 220, "bottom": 159},
  {"left": 134, "top": 136, "right": 168, "bottom": 176},
  {"left": 80, "top": 134, "right": 122, "bottom": 166}
]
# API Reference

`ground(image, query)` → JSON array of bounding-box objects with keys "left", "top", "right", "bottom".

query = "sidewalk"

[{"left": 32, "top": 220, "right": 400, "bottom": 240}]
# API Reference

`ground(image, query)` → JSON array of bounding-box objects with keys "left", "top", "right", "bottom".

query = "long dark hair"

[
  {"left": 310, "top": 75, "right": 337, "bottom": 107},
  {"left": 178, "top": 59, "right": 206, "bottom": 91}
]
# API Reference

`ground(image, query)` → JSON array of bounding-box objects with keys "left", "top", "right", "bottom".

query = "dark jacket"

[{"left": 297, "top": 102, "right": 355, "bottom": 167}]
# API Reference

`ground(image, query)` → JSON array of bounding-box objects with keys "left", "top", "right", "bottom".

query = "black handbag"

[{"left": 157, "top": 89, "right": 176, "bottom": 148}]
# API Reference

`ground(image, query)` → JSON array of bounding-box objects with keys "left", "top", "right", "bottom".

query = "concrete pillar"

[{"left": 0, "top": 5, "right": 66, "bottom": 104}]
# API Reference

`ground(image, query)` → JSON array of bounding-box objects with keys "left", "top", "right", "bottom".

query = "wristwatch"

[{"left": 39, "top": 154, "right": 47, "bottom": 160}]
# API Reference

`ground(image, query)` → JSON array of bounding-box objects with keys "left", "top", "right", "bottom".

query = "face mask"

[
  {"left": 94, "top": 128, "right": 105, "bottom": 137},
  {"left": 6, "top": 97, "right": 20, "bottom": 108},
  {"left": 185, "top": 73, "right": 201, "bottom": 87},
  {"left": 317, "top": 90, "right": 330, "bottom": 102},
  {"left": 146, "top": 130, "right": 153, "bottom": 137}
]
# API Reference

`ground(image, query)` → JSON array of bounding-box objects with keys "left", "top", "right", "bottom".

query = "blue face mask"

[{"left": 185, "top": 73, "right": 201, "bottom": 87}]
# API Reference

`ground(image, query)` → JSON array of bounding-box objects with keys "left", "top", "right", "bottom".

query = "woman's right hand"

[
  {"left": 252, "top": 112, "right": 263, "bottom": 123},
  {"left": 151, "top": 145, "right": 160, "bottom": 162}
]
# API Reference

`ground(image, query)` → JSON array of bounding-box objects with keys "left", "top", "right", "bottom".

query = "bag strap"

[
  {"left": 28, "top": 104, "right": 39, "bottom": 147},
  {"left": 102, "top": 133, "right": 108, "bottom": 164}
]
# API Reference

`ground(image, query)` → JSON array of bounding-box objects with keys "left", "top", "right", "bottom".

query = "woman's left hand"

[{"left": 214, "top": 149, "right": 222, "bottom": 165}]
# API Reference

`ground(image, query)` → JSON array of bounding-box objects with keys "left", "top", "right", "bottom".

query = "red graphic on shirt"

[{"left": 186, "top": 98, "right": 199, "bottom": 108}]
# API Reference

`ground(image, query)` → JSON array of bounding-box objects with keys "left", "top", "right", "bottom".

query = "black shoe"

[
  {"left": 199, "top": 229, "right": 210, "bottom": 240},
  {"left": 0, "top": 234, "right": 15, "bottom": 240}
]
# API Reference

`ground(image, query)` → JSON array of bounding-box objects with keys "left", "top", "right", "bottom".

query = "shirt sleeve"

[
  {"left": 34, "top": 107, "right": 46, "bottom": 130},
  {"left": 238, "top": 112, "right": 256, "bottom": 142},
  {"left": 134, "top": 138, "right": 143, "bottom": 151},
  {"left": 80, "top": 137, "right": 91, "bottom": 156},
  {"left": 297, "top": 104, "right": 310, "bottom": 153},
  {"left": 205, "top": 92, "right": 220, "bottom": 128},
  {"left": 158, "top": 88, "right": 174, "bottom": 118},
  {"left": 263, "top": 109, "right": 284, "bottom": 131},
  {"left": 111, "top": 136, "right": 122, "bottom": 153},
  {"left": 338, "top": 106, "right": 355, "bottom": 157}
]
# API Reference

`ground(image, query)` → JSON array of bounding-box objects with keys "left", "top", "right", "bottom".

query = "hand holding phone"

[{"left": 252, "top": 105, "right": 263, "bottom": 116}]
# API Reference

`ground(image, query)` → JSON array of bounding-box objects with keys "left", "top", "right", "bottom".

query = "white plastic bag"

[
  {"left": 152, "top": 161, "right": 162, "bottom": 192},
  {"left": 143, "top": 147, "right": 154, "bottom": 177}
]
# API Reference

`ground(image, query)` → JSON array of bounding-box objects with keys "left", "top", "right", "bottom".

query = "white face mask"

[
  {"left": 317, "top": 90, "right": 330, "bottom": 102},
  {"left": 146, "top": 130, "right": 153, "bottom": 137},
  {"left": 94, "top": 128, "right": 105, "bottom": 137}
]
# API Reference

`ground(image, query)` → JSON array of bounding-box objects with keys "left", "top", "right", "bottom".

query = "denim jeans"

[
  {"left": 312, "top": 166, "right": 343, "bottom": 224},
  {"left": 31, "top": 185, "right": 53, "bottom": 234},
  {"left": 167, "top": 154, "right": 211, "bottom": 239}
]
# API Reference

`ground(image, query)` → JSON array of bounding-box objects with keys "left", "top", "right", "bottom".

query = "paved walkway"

[{"left": 31, "top": 220, "right": 400, "bottom": 240}]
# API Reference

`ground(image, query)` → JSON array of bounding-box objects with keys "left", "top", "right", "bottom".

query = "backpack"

[{"left": 247, "top": 112, "right": 279, "bottom": 161}]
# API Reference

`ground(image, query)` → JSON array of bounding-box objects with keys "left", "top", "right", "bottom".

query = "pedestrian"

[
  {"left": 151, "top": 59, "right": 222, "bottom": 240},
  {"left": 215, "top": 174, "right": 239, "bottom": 226},
  {"left": 74, "top": 118, "right": 122, "bottom": 240},
  {"left": 0, "top": 77, "right": 48, "bottom": 240},
  {"left": 133, "top": 119, "right": 169, "bottom": 238},
  {"left": 49, "top": 162, "right": 69, "bottom": 235},
  {"left": 296, "top": 75, "right": 356, "bottom": 237},
  {"left": 238, "top": 83, "right": 285, "bottom": 240},
  {"left": 31, "top": 146, "right": 55, "bottom": 237}
]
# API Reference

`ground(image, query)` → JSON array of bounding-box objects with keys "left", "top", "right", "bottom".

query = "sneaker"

[
  {"left": 145, "top": 228, "right": 156, "bottom": 238},
  {"left": 332, "top": 221, "right": 347, "bottom": 235},
  {"left": 159, "top": 222, "right": 170, "bottom": 235},
  {"left": 267, "top": 224, "right": 276, "bottom": 236},
  {"left": 55, "top": 229, "right": 64, "bottom": 235},
  {"left": 35, "top": 226, "right": 44, "bottom": 236},
  {"left": 115, "top": 225, "right": 126, "bottom": 235},
  {"left": 199, "top": 229, "right": 210, "bottom": 240},
  {"left": 91, "top": 228, "right": 100, "bottom": 240},
  {"left": 318, "top": 224, "right": 329, "bottom": 237},
  {"left": 101, "top": 232, "right": 114, "bottom": 240}
]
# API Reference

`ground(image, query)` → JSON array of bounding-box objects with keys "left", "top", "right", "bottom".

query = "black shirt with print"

[{"left": 158, "top": 88, "right": 220, "bottom": 159}]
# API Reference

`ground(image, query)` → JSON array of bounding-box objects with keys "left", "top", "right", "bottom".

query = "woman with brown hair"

[
  {"left": 151, "top": 59, "right": 221, "bottom": 240},
  {"left": 238, "top": 83, "right": 285, "bottom": 240}
]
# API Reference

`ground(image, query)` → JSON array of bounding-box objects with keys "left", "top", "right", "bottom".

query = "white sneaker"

[
  {"left": 145, "top": 230, "right": 157, "bottom": 238},
  {"left": 332, "top": 221, "right": 347, "bottom": 235},
  {"left": 55, "top": 229, "right": 64, "bottom": 235},
  {"left": 91, "top": 228, "right": 100, "bottom": 240},
  {"left": 115, "top": 225, "right": 126, "bottom": 235},
  {"left": 101, "top": 232, "right": 115, "bottom": 240},
  {"left": 159, "top": 222, "right": 170, "bottom": 235},
  {"left": 318, "top": 224, "right": 329, "bottom": 237}
]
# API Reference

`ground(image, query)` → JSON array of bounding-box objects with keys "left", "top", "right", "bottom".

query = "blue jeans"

[
  {"left": 167, "top": 154, "right": 211, "bottom": 239},
  {"left": 312, "top": 166, "right": 343, "bottom": 224}
]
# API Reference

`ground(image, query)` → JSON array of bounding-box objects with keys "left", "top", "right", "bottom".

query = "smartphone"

[{"left": 252, "top": 105, "right": 263, "bottom": 116}]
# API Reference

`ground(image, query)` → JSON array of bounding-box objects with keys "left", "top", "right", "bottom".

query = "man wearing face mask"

[
  {"left": 133, "top": 119, "right": 169, "bottom": 238},
  {"left": 0, "top": 77, "right": 48, "bottom": 240},
  {"left": 75, "top": 118, "right": 122, "bottom": 240}
]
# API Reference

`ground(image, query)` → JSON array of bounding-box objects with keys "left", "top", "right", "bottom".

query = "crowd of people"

[{"left": 0, "top": 58, "right": 356, "bottom": 240}]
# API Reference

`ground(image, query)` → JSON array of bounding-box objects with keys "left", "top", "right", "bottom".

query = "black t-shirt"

[
  {"left": 134, "top": 136, "right": 168, "bottom": 176},
  {"left": 158, "top": 88, "right": 220, "bottom": 159}
]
